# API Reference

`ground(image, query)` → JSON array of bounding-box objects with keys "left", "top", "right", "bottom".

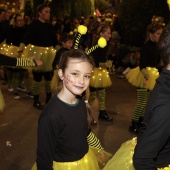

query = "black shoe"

[
  {"left": 129, "top": 120, "right": 139, "bottom": 133},
  {"left": 98, "top": 110, "right": 113, "bottom": 122},
  {"left": 138, "top": 116, "right": 144, "bottom": 128},
  {"left": 33, "top": 100, "right": 43, "bottom": 110},
  {"left": 26, "top": 92, "right": 34, "bottom": 98}
]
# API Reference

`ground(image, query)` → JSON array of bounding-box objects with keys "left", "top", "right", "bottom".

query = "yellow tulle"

[
  {"left": 22, "top": 44, "right": 56, "bottom": 72},
  {"left": 103, "top": 138, "right": 170, "bottom": 170},
  {"left": 0, "top": 89, "right": 5, "bottom": 112},
  {"left": 51, "top": 70, "right": 59, "bottom": 93},
  {"left": 90, "top": 68, "right": 112, "bottom": 88},
  {"left": 31, "top": 147, "right": 101, "bottom": 170},
  {"left": 0, "top": 44, "right": 19, "bottom": 57},
  {"left": 126, "top": 66, "right": 159, "bottom": 91}
]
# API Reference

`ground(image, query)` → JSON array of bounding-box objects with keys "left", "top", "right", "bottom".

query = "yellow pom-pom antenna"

[
  {"left": 86, "top": 37, "right": 107, "bottom": 55},
  {"left": 98, "top": 37, "right": 107, "bottom": 48},
  {"left": 74, "top": 25, "right": 87, "bottom": 49},
  {"left": 77, "top": 25, "right": 87, "bottom": 34}
]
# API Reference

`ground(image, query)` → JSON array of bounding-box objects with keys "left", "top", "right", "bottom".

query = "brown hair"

[
  {"left": 145, "top": 23, "right": 163, "bottom": 42},
  {"left": 55, "top": 49, "right": 94, "bottom": 92},
  {"left": 158, "top": 24, "right": 170, "bottom": 67}
]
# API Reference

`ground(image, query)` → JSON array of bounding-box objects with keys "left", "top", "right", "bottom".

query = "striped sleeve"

[
  {"left": 87, "top": 131, "right": 103, "bottom": 150},
  {"left": 16, "top": 58, "right": 36, "bottom": 67}
]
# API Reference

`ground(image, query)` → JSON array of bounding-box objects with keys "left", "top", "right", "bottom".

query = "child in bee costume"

[{"left": 0, "top": 54, "right": 42, "bottom": 112}]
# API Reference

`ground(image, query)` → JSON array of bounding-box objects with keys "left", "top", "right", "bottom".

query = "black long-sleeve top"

[
  {"left": 36, "top": 95, "right": 89, "bottom": 170},
  {"left": 140, "top": 40, "right": 160, "bottom": 70},
  {"left": 6, "top": 25, "right": 26, "bottom": 46},
  {"left": 21, "top": 20, "right": 58, "bottom": 47},
  {"left": 0, "top": 54, "right": 36, "bottom": 67},
  {"left": 90, "top": 44, "right": 109, "bottom": 67},
  {"left": 0, "top": 20, "right": 10, "bottom": 43},
  {"left": 133, "top": 68, "right": 170, "bottom": 169}
]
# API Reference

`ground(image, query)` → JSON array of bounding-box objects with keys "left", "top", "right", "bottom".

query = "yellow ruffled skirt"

[
  {"left": 0, "top": 89, "right": 5, "bottom": 112},
  {"left": 126, "top": 66, "right": 159, "bottom": 91},
  {"left": 90, "top": 67, "right": 112, "bottom": 88},
  {"left": 22, "top": 44, "right": 56, "bottom": 72},
  {"left": 103, "top": 138, "right": 170, "bottom": 170},
  {"left": 31, "top": 147, "right": 101, "bottom": 170},
  {"left": 0, "top": 44, "right": 18, "bottom": 57},
  {"left": 31, "top": 147, "right": 112, "bottom": 170}
]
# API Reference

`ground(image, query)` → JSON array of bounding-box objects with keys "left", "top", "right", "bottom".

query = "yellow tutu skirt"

[
  {"left": 51, "top": 70, "right": 59, "bottom": 93},
  {"left": 103, "top": 138, "right": 170, "bottom": 170},
  {"left": 126, "top": 66, "right": 159, "bottom": 91},
  {"left": 31, "top": 147, "right": 102, "bottom": 170},
  {"left": 22, "top": 44, "right": 56, "bottom": 72},
  {"left": 90, "top": 68, "right": 112, "bottom": 88},
  {"left": 0, "top": 89, "right": 5, "bottom": 112}
]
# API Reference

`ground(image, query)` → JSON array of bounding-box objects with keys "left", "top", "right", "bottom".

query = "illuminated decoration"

[
  {"left": 74, "top": 25, "right": 87, "bottom": 49},
  {"left": 168, "top": 0, "right": 170, "bottom": 6}
]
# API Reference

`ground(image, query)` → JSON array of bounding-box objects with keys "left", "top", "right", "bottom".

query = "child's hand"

[
  {"left": 17, "top": 51, "right": 22, "bottom": 58},
  {"left": 143, "top": 75, "right": 149, "bottom": 86},
  {"left": 31, "top": 56, "right": 43, "bottom": 66}
]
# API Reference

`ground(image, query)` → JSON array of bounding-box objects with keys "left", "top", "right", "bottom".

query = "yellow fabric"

[
  {"left": 90, "top": 67, "right": 112, "bottom": 88},
  {"left": 0, "top": 89, "right": 5, "bottom": 112},
  {"left": 19, "top": 43, "right": 25, "bottom": 52},
  {"left": 99, "top": 61, "right": 112, "bottom": 69},
  {"left": 103, "top": 138, "right": 170, "bottom": 170},
  {"left": 141, "top": 68, "right": 148, "bottom": 76},
  {"left": 51, "top": 70, "right": 59, "bottom": 93},
  {"left": 22, "top": 44, "right": 56, "bottom": 72},
  {"left": 31, "top": 147, "right": 101, "bottom": 170},
  {"left": 1, "top": 44, "right": 18, "bottom": 57},
  {"left": 126, "top": 66, "right": 159, "bottom": 91}
]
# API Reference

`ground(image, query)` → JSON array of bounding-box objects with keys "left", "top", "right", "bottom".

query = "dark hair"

[
  {"left": 0, "top": 8, "right": 5, "bottom": 15},
  {"left": 61, "top": 34, "right": 74, "bottom": 43},
  {"left": 55, "top": 49, "right": 94, "bottom": 92},
  {"left": 36, "top": 4, "right": 50, "bottom": 18},
  {"left": 158, "top": 25, "right": 170, "bottom": 67},
  {"left": 145, "top": 23, "right": 163, "bottom": 42},
  {"left": 86, "top": 102, "right": 93, "bottom": 128},
  {"left": 58, "top": 48, "right": 94, "bottom": 71},
  {"left": 13, "top": 13, "right": 22, "bottom": 21},
  {"left": 92, "top": 24, "right": 110, "bottom": 45}
]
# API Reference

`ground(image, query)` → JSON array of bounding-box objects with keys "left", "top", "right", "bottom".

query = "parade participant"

[
  {"left": 20, "top": 4, "right": 58, "bottom": 109},
  {"left": 51, "top": 34, "right": 74, "bottom": 93},
  {"left": 88, "top": 24, "right": 113, "bottom": 122},
  {"left": 103, "top": 23, "right": 170, "bottom": 170},
  {"left": 0, "top": 54, "right": 42, "bottom": 112},
  {"left": 4, "top": 13, "right": 33, "bottom": 99},
  {"left": 127, "top": 23, "right": 163, "bottom": 132},
  {"left": 31, "top": 49, "right": 111, "bottom": 170}
]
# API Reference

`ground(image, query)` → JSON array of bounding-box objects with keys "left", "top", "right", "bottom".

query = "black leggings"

[{"left": 32, "top": 71, "right": 54, "bottom": 82}]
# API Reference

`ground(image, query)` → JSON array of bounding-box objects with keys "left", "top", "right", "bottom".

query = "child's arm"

[
  {"left": 0, "top": 54, "right": 42, "bottom": 67},
  {"left": 87, "top": 130, "right": 103, "bottom": 150}
]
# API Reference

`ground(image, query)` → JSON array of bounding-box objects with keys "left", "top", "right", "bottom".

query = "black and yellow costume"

[
  {"left": 126, "top": 40, "right": 159, "bottom": 132},
  {"left": 103, "top": 69, "right": 170, "bottom": 170},
  {"left": 31, "top": 95, "right": 111, "bottom": 170},
  {"left": 20, "top": 19, "right": 58, "bottom": 109},
  {"left": 89, "top": 43, "right": 112, "bottom": 122},
  {"left": 0, "top": 54, "right": 38, "bottom": 111}
]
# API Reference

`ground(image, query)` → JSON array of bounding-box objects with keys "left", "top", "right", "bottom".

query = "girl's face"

[
  {"left": 149, "top": 28, "right": 163, "bottom": 42},
  {"left": 59, "top": 59, "right": 93, "bottom": 96},
  {"left": 38, "top": 7, "right": 50, "bottom": 22},
  {"left": 100, "top": 28, "right": 111, "bottom": 41}
]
